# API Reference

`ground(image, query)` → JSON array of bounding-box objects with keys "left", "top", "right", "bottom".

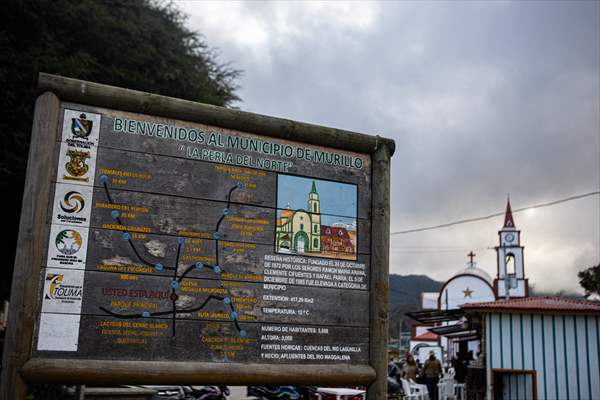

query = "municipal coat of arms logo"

[
  {"left": 64, "top": 149, "right": 91, "bottom": 182},
  {"left": 71, "top": 113, "right": 93, "bottom": 139}
]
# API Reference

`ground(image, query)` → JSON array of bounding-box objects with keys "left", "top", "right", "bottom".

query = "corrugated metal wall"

[
  {"left": 501, "top": 373, "right": 534, "bottom": 400},
  {"left": 486, "top": 313, "right": 600, "bottom": 400}
]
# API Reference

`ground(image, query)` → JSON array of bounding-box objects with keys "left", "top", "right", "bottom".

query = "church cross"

[{"left": 467, "top": 251, "right": 476, "bottom": 267}]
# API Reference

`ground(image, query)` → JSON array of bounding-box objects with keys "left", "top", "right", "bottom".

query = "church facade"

[{"left": 275, "top": 181, "right": 322, "bottom": 255}]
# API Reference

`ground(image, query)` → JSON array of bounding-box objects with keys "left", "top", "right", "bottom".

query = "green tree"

[
  {"left": 0, "top": 0, "right": 240, "bottom": 301},
  {"left": 578, "top": 264, "right": 600, "bottom": 298}
]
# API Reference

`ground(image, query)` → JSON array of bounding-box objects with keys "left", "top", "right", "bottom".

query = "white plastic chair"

[
  {"left": 454, "top": 383, "right": 465, "bottom": 400},
  {"left": 409, "top": 378, "right": 429, "bottom": 399},
  {"left": 401, "top": 378, "right": 424, "bottom": 400},
  {"left": 438, "top": 379, "right": 457, "bottom": 400}
]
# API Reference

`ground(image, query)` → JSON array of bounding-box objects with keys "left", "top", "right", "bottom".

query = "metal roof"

[
  {"left": 461, "top": 296, "right": 600, "bottom": 314},
  {"left": 428, "top": 324, "right": 479, "bottom": 340},
  {"left": 428, "top": 324, "right": 469, "bottom": 336},
  {"left": 405, "top": 309, "right": 465, "bottom": 324}
]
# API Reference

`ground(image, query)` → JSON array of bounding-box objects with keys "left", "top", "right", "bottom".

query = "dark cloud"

[{"left": 182, "top": 1, "right": 599, "bottom": 293}]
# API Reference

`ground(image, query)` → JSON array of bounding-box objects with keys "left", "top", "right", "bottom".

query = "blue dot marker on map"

[
  {"left": 154, "top": 263, "right": 163, "bottom": 271},
  {"left": 213, "top": 232, "right": 221, "bottom": 240},
  {"left": 224, "top": 297, "right": 231, "bottom": 304},
  {"left": 214, "top": 265, "right": 222, "bottom": 274},
  {"left": 111, "top": 210, "right": 120, "bottom": 219},
  {"left": 171, "top": 280, "right": 180, "bottom": 289},
  {"left": 230, "top": 311, "right": 238, "bottom": 320},
  {"left": 236, "top": 182, "right": 244, "bottom": 189},
  {"left": 122, "top": 232, "right": 131, "bottom": 240},
  {"left": 142, "top": 311, "right": 150, "bottom": 318},
  {"left": 100, "top": 175, "right": 109, "bottom": 183},
  {"left": 177, "top": 237, "right": 185, "bottom": 244},
  {"left": 239, "top": 330, "right": 247, "bottom": 338},
  {"left": 222, "top": 208, "right": 229, "bottom": 215},
  {"left": 195, "top": 262, "right": 204, "bottom": 269}
]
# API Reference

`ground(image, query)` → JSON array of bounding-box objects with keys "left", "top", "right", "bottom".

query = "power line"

[
  {"left": 390, "top": 248, "right": 487, "bottom": 254},
  {"left": 391, "top": 191, "right": 600, "bottom": 236}
]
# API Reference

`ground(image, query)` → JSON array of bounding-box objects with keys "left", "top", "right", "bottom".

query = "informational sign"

[
  {"left": 1, "top": 75, "right": 392, "bottom": 400},
  {"left": 33, "top": 105, "right": 372, "bottom": 364}
]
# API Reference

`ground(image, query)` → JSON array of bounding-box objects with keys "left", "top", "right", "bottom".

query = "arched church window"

[
  {"left": 313, "top": 203, "right": 317, "bottom": 212},
  {"left": 314, "top": 225, "right": 318, "bottom": 233},
  {"left": 300, "top": 223, "right": 304, "bottom": 231},
  {"left": 506, "top": 253, "right": 516, "bottom": 276},
  {"left": 314, "top": 238, "right": 318, "bottom": 247}
]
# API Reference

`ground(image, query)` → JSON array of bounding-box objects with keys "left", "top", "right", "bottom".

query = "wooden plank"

[
  {"left": 81, "top": 228, "right": 371, "bottom": 287},
  {"left": 0, "top": 92, "right": 61, "bottom": 400},
  {"left": 33, "top": 314, "right": 369, "bottom": 364},
  {"left": 48, "top": 268, "right": 370, "bottom": 326},
  {"left": 367, "top": 143, "right": 391, "bottom": 399},
  {"left": 89, "top": 186, "right": 278, "bottom": 245},
  {"left": 38, "top": 73, "right": 395, "bottom": 157},
  {"left": 91, "top": 110, "right": 373, "bottom": 197},
  {"left": 21, "top": 358, "right": 376, "bottom": 386},
  {"left": 78, "top": 185, "right": 372, "bottom": 254},
  {"left": 84, "top": 145, "right": 372, "bottom": 220}
]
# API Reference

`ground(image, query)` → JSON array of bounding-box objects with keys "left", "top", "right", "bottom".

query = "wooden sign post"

[{"left": 1, "top": 73, "right": 393, "bottom": 400}]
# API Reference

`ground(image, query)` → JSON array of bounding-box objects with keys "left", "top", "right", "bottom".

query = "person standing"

[
  {"left": 453, "top": 351, "right": 468, "bottom": 384},
  {"left": 401, "top": 354, "right": 420, "bottom": 381},
  {"left": 422, "top": 351, "right": 442, "bottom": 400}
]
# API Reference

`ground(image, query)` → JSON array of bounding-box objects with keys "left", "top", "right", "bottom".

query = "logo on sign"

[
  {"left": 60, "top": 191, "right": 85, "bottom": 214},
  {"left": 55, "top": 229, "right": 83, "bottom": 255},
  {"left": 71, "top": 113, "right": 93, "bottom": 139},
  {"left": 45, "top": 273, "right": 83, "bottom": 301},
  {"left": 64, "top": 149, "right": 90, "bottom": 182}
]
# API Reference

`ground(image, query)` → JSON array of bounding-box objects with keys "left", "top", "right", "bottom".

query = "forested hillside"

[{"left": 389, "top": 274, "right": 443, "bottom": 337}]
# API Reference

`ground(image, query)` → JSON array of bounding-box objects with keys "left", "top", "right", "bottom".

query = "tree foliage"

[
  {"left": 578, "top": 264, "right": 600, "bottom": 298},
  {"left": 0, "top": 0, "right": 240, "bottom": 300}
]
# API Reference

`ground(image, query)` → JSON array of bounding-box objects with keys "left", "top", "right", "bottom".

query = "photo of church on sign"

[{"left": 275, "top": 174, "right": 357, "bottom": 260}]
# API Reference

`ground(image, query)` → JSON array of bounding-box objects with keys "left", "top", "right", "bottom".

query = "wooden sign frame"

[{"left": 1, "top": 73, "right": 394, "bottom": 400}]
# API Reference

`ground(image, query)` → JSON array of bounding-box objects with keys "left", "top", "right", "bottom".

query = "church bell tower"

[
  {"left": 308, "top": 181, "right": 321, "bottom": 252},
  {"left": 495, "top": 199, "right": 528, "bottom": 298}
]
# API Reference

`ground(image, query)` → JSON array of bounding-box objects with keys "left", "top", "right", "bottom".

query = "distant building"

[{"left": 462, "top": 296, "right": 600, "bottom": 400}]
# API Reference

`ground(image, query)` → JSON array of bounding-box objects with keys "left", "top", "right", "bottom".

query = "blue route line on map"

[{"left": 98, "top": 176, "right": 247, "bottom": 338}]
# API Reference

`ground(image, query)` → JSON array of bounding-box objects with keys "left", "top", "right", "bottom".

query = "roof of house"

[
  {"left": 412, "top": 331, "right": 439, "bottom": 341},
  {"left": 321, "top": 226, "right": 350, "bottom": 238},
  {"left": 461, "top": 296, "right": 600, "bottom": 314}
]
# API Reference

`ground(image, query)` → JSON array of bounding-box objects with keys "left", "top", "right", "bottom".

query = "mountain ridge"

[{"left": 388, "top": 273, "right": 443, "bottom": 337}]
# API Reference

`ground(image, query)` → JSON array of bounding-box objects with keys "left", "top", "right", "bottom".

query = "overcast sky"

[{"left": 179, "top": 1, "right": 600, "bottom": 294}]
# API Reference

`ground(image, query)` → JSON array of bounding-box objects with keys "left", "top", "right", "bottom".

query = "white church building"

[{"left": 412, "top": 200, "right": 528, "bottom": 360}]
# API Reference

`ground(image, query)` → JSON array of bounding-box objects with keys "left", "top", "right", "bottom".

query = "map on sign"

[
  {"left": 34, "top": 106, "right": 371, "bottom": 364},
  {"left": 98, "top": 179, "right": 247, "bottom": 338}
]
